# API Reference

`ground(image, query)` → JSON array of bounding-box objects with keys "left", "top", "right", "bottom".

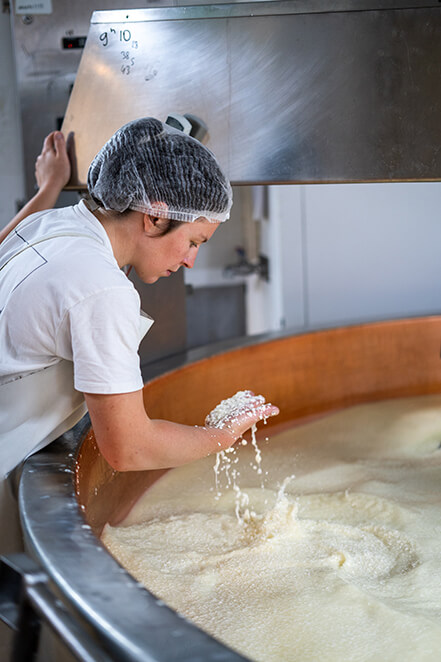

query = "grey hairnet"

[{"left": 87, "top": 117, "right": 232, "bottom": 223}]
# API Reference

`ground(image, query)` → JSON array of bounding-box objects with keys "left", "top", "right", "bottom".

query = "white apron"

[{"left": 0, "top": 231, "right": 153, "bottom": 552}]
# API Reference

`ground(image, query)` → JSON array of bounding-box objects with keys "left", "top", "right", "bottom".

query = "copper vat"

[{"left": 19, "top": 317, "right": 441, "bottom": 661}]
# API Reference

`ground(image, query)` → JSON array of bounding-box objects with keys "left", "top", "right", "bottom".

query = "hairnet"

[{"left": 87, "top": 117, "right": 232, "bottom": 223}]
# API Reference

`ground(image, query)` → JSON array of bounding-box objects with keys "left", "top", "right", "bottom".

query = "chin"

[{"left": 136, "top": 271, "right": 158, "bottom": 284}]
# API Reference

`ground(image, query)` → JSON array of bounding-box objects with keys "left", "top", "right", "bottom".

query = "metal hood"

[{"left": 62, "top": 0, "right": 441, "bottom": 187}]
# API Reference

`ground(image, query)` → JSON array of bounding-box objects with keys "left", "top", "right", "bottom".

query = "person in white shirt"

[{"left": 0, "top": 118, "right": 278, "bottom": 553}]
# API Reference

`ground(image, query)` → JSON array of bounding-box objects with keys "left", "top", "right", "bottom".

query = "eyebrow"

[{"left": 193, "top": 234, "right": 209, "bottom": 244}]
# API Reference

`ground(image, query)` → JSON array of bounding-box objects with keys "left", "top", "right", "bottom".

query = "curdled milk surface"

[{"left": 102, "top": 395, "right": 441, "bottom": 662}]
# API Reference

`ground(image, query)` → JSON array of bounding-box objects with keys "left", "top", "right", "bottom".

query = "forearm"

[
  {"left": 85, "top": 390, "right": 235, "bottom": 472},
  {"left": 0, "top": 186, "right": 60, "bottom": 243},
  {"left": 0, "top": 130, "right": 71, "bottom": 245},
  {"left": 19, "top": 183, "right": 62, "bottom": 217},
  {"left": 104, "top": 418, "right": 234, "bottom": 472}
]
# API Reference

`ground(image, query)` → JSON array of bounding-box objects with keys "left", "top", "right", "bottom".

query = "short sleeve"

[{"left": 66, "top": 287, "right": 144, "bottom": 394}]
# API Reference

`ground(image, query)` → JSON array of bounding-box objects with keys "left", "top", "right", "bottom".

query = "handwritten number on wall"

[{"left": 99, "top": 27, "right": 137, "bottom": 76}]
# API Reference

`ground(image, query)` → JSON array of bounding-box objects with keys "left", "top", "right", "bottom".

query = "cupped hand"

[
  {"left": 224, "top": 402, "right": 279, "bottom": 440},
  {"left": 205, "top": 390, "right": 279, "bottom": 441},
  {"left": 35, "top": 131, "right": 71, "bottom": 192}
]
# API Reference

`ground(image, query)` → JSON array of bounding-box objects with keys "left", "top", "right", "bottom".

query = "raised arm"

[
  {"left": 0, "top": 131, "right": 71, "bottom": 244},
  {"left": 84, "top": 389, "right": 279, "bottom": 472}
]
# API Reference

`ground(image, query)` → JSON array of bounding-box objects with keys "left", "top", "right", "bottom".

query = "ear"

[
  {"left": 142, "top": 201, "right": 169, "bottom": 234},
  {"left": 142, "top": 213, "right": 156, "bottom": 234}
]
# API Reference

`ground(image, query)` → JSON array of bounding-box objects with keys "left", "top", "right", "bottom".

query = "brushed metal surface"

[
  {"left": 62, "top": 2, "right": 441, "bottom": 186},
  {"left": 10, "top": 0, "right": 277, "bottom": 199},
  {"left": 11, "top": 0, "right": 170, "bottom": 201}
]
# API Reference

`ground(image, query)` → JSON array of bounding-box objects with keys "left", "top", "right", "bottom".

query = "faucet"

[{"left": 224, "top": 247, "right": 269, "bottom": 281}]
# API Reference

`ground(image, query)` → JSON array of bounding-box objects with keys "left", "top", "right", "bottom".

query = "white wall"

[
  {"left": 277, "top": 182, "right": 441, "bottom": 331},
  {"left": 188, "top": 181, "right": 441, "bottom": 335},
  {"left": 184, "top": 186, "right": 245, "bottom": 288},
  {"left": 0, "top": 10, "right": 24, "bottom": 230},
  {"left": 305, "top": 182, "right": 441, "bottom": 326}
]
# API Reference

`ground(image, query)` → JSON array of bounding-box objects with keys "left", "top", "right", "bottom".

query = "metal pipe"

[{"left": 0, "top": 554, "right": 113, "bottom": 662}]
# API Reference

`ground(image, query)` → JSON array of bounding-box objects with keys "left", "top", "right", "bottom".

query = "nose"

[{"left": 183, "top": 248, "right": 198, "bottom": 269}]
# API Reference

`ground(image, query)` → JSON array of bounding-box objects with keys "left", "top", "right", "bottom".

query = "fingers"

[
  {"left": 231, "top": 402, "right": 279, "bottom": 430},
  {"left": 34, "top": 131, "right": 71, "bottom": 191},
  {"left": 254, "top": 403, "right": 280, "bottom": 420},
  {"left": 41, "top": 134, "right": 52, "bottom": 154},
  {"left": 41, "top": 131, "right": 65, "bottom": 156},
  {"left": 205, "top": 390, "right": 279, "bottom": 438},
  {"left": 53, "top": 131, "right": 66, "bottom": 157}
]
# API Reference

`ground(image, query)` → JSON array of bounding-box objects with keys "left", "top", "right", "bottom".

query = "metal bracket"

[
  {"left": 0, "top": 554, "right": 112, "bottom": 662},
  {"left": 224, "top": 248, "right": 270, "bottom": 282}
]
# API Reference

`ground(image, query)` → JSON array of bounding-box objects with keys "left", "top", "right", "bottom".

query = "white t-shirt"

[{"left": 0, "top": 200, "right": 144, "bottom": 394}]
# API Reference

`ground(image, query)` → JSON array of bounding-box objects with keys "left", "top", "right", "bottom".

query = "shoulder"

[
  {"left": 56, "top": 258, "right": 139, "bottom": 317},
  {"left": 30, "top": 202, "right": 136, "bottom": 301}
]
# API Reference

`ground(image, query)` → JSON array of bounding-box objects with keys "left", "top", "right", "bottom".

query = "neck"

[{"left": 92, "top": 207, "right": 142, "bottom": 268}]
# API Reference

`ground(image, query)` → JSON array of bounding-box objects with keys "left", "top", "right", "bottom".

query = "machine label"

[{"left": 15, "top": 0, "right": 52, "bottom": 14}]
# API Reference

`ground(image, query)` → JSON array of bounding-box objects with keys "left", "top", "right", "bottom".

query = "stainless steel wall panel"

[
  {"left": 62, "top": 3, "right": 441, "bottom": 186},
  {"left": 63, "top": 16, "right": 231, "bottom": 186},
  {"left": 12, "top": 0, "right": 97, "bottom": 200}
]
